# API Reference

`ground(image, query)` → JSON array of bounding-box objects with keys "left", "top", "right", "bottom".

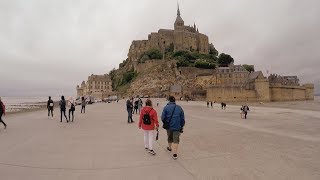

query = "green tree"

[
  {"left": 218, "top": 53, "right": 234, "bottom": 66},
  {"left": 209, "top": 45, "right": 219, "bottom": 56},
  {"left": 243, "top": 64, "right": 255, "bottom": 72},
  {"left": 122, "top": 71, "right": 137, "bottom": 85},
  {"left": 194, "top": 60, "right": 216, "bottom": 69}
]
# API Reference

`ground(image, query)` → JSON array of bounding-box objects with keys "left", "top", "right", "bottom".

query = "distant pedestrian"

[
  {"left": 59, "top": 96, "right": 68, "bottom": 123},
  {"left": 68, "top": 97, "right": 75, "bottom": 122},
  {"left": 138, "top": 98, "right": 143, "bottom": 114},
  {"left": 81, "top": 96, "right": 86, "bottom": 113},
  {"left": 207, "top": 102, "right": 209, "bottom": 108},
  {"left": 161, "top": 96, "right": 185, "bottom": 160},
  {"left": 138, "top": 99, "right": 159, "bottom": 155},
  {"left": 210, "top": 101, "right": 213, "bottom": 108},
  {"left": 126, "top": 99, "right": 134, "bottom": 123},
  {"left": 0, "top": 97, "right": 7, "bottom": 129},
  {"left": 221, "top": 102, "right": 226, "bottom": 110},
  {"left": 240, "top": 106, "right": 244, "bottom": 119},
  {"left": 134, "top": 100, "right": 139, "bottom": 114},
  {"left": 157, "top": 100, "right": 159, "bottom": 107},
  {"left": 47, "top": 96, "right": 54, "bottom": 119},
  {"left": 242, "top": 104, "right": 250, "bottom": 119}
]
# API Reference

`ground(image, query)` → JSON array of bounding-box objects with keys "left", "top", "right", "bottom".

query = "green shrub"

[{"left": 194, "top": 60, "right": 216, "bottom": 69}]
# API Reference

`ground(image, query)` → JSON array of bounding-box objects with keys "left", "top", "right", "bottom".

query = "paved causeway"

[{"left": 1, "top": 100, "right": 320, "bottom": 180}]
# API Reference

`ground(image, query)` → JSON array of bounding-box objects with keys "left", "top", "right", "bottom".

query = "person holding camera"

[{"left": 161, "top": 96, "right": 185, "bottom": 160}]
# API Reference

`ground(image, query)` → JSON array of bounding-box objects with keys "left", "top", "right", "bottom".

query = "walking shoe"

[
  {"left": 148, "top": 150, "right": 156, "bottom": 155},
  {"left": 167, "top": 147, "right": 172, "bottom": 152},
  {"left": 173, "top": 154, "right": 178, "bottom": 160}
]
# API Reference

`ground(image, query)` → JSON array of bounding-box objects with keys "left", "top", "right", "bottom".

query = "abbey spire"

[{"left": 174, "top": 3, "right": 184, "bottom": 30}]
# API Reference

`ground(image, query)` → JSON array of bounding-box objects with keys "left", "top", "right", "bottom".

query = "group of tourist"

[
  {"left": 126, "top": 97, "right": 143, "bottom": 123},
  {"left": 46, "top": 96, "right": 87, "bottom": 123},
  {"left": 206, "top": 101, "right": 250, "bottom": 119},
  {"left": 133, "top": 96, "right": 185, "bottom": 160}
]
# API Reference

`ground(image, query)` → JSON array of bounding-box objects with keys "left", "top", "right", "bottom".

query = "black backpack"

[{"left": 143, "top": 109, "right": 153, "bottom": 125}]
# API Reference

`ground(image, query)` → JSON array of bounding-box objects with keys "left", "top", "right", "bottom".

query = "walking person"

[
  {"left": 68, "top": 97, "right": 75, "bottom": 122},
  {"left": 242, "top": 104, "right": 250, "bottom": 119},
  {"left": 207, "top": 101, "right": 209, "bottom": 108},
  {"left": 126, "top": 99, "right": 134, "bottom": 123},
  {"left": 0, "top": 97, "right": 7, "bottom": 129},
  {"left": 47, "top": 96, "right": 54, "bottom": 119},
  {"left": 134, "top": 100, "right": 139, "bottom": 114},
  {"left": 138, "top": 98, "right": 143, "bottom": 114},
  {"left": 210, "top": 101, "right": 213, "bottom": 108},
  {"left": 138, "top": 99, "right": 159, "bottom": 155},
  {"left": 240, "top": 105, "right": 244, "bottom": 119},
  {"left": 161, "top": 96, "right": 185, "bottom": 160},
  {"left": 81, "top": 96, "right": 86, "bottom": 113},
  {"left": 59, "top": 96, "right": 68, "bottom": 123}
]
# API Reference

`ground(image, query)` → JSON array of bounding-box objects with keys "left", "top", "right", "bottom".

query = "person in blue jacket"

[{"left": 161, "top": 96, "right": 185, "bottom": 160}]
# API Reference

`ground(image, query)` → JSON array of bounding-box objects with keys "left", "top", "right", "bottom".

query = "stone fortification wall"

[
  {"left": 270, "top": 85, "right": 313, "bottom": 101},
  {"left": 179, "top": 67, "right": 215, "bottom": 79},
  {"left": 207, "top": 86, "right": 257, "bottom": 102},
  {"left": 135, "top": 60, "right": 164, "bottom": 73},
  {"left": 207, "top": 81, "right": 314, "bottom": 102}
]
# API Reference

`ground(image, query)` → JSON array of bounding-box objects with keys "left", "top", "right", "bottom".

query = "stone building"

[
  {"left": 127, "top": 5, "right": 214, "bottom": 71},
  {"left": 77, "top": 74, "right": 113, "bottom": 99},
  {"left": 215, "top": 64, "right": 251, "bottom": 86}
]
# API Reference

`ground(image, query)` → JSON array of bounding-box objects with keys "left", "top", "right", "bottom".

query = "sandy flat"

[{"left": 0, "top": 99, "right": 319, "bottom": 180}]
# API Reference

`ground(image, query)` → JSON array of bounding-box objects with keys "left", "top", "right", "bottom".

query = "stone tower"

[{"left": 174, "top": 4, "right": 184, "bottom": 30}]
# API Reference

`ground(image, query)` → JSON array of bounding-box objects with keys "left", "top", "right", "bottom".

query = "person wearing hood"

[{"left": 0, "top": 97, "right": 7, "bottom": 129}]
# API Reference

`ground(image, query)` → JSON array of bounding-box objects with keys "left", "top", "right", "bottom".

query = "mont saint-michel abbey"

[
  {"left": 128, "top": 6, "right": 213, "bottom": 63},
  {"left": 77, "top": 6, "right": 314, "bottom": 102}
]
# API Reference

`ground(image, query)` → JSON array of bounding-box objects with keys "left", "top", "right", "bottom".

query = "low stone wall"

[
  {"left": 269, "top": 85, "right": 312, "bottom": 101},
  {"left": 135, "top": 59, "right": 164, "bottom": 73},
  {"left": 207, "top": 86, "right": 257, "bottom": 102},
  {"left": 178, "top": 67, "right": 215, "bottom": 79}
]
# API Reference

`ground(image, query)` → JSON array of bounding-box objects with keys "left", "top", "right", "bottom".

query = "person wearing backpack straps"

[
  {"left": 138, "top": 99, "right": 159, "bottom": 155},
  {"left": 161, "top": 96, "right": 185, "bottom": 160}
]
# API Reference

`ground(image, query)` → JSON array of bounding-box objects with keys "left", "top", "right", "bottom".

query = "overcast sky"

[{"left": 0, "top": 0, "right": 319, "bottom": 96}]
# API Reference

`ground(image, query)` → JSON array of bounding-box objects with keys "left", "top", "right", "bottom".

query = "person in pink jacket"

[{"left": 138, "top": 99, "right": 159, "bottom": 155}]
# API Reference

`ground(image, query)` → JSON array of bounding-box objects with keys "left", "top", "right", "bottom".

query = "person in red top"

[
  {"left": 0, "top": 97, "right": 7, "bottom": 129},
  {"left": 138, "top": 99, "right": 159, "bottom": 155}
]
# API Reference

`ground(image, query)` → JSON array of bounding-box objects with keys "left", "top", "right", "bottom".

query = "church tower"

[{"left": 174, "top": 4, "right": 184, "bottom": 30}]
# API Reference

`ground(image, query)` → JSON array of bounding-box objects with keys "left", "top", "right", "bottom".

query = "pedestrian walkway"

[{"left": 0, "top": 100, "right": 319, "bottom": 180}]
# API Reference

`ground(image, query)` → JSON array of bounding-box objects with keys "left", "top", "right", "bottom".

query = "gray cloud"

[{"left": 0, "top": 0, "right": 319, "bottom": 96}]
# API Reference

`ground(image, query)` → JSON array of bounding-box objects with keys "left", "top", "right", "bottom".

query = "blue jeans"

[{"left": 127, "top": 108, "right": 133, "bottom": 123}]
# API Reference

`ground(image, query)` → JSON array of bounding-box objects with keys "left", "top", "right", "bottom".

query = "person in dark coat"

[
  {"left": 126, "top": 99, "right": 134, "bottom": 123},
  {"left": 47, "top": 96, "right": 54, "bottom": 119},
  {"left": 59, "top": 96, "right": 68, "bottom": 123}
]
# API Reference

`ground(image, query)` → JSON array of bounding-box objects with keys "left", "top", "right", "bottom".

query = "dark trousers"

[
  {"left": 0, "top": 114, "right": 6, "bottom": 127},
  {"left": 244, "top": 111, "right": 248, "bottom": 119},
  {"left": 60, "top": 109, "right": 68, "bottom": 122},
  {"left": 127, "top": 108, "right": 133, "bottom": 123},
  {"left": 48, "top": 108, "right": 53, "bottom": 117},
  {"left": 134, "top": 108, "right": 138, "bottom": 114},
  {"left": 81, "top": 105, "right": 85, "bottom": 113},
  {"left": 69, "top": 109, "right": 74, "bottom": 122}
]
